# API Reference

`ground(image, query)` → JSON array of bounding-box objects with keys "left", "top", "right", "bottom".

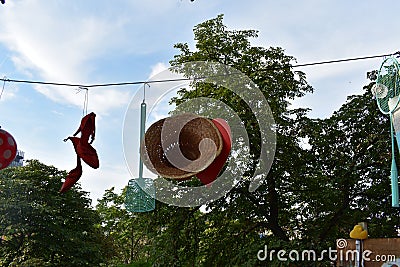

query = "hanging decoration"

[
  {"left": 125, "top": 84, "right": 156, "bottom": 212},
  {"left": 60, "top": 88, "right": 99, "bottom": 193},
  {"left": 371, "top": 55, "right": 400, "bottom": 207},
  {"left": 196, "top": 118, "right": 232, "bottom": 185},
  {"left": 0, "top": 127, "right": 17, "bottom": 170},
  {"left": 60, "top": 112, "right": 99, "bottom": 193},
  {"left": 60, "top": 153, "right": 82, "bottom": 193},
  {"left": 0, "top": 76, "right": 6, "bottom": 100},
  {"left": 140, "top": 113, "right": 232, "bottom": 185},
  {"left": 0, "top": 79, "right": 18, "bottom": 170}
]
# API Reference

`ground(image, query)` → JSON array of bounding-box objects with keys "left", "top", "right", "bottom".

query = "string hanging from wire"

[
  {"left": 0, "top": 51, "right": 398, "bottom": 89},
  {"left": 83, "top": 88, "right": 89, "bottom": 116},
  {"left": 0, "top": 76, "right": 6, "bottom": 100},
  {"left": 75, "top": 86, "right": 89, "bottom": 116}
]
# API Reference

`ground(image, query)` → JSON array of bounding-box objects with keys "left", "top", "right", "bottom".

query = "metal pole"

[{"left": 138, "top": 102, "right": 146, "bottom": 179}]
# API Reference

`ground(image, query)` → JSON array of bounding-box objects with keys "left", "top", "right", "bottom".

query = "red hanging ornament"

[
  {"left": 65, "top": 136, "right": 99, "bottom": 169},
  {"left": 60, "top": 112, "right": 99, "bottom": 193},
  {"left": 60, "top": 155, "right": 82, "bottom": 193},
  {"left": 196, "top": 118, "right": 232, "bottom": 185},
  {"left": 73, "top": 112, "right": 96, "bottom": 144},
  {"left": 0, "top": 128, "right": 17, "bottom": 170}
]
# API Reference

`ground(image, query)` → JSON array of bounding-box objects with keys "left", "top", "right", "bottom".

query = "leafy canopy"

[{"left": 0, "top": 160, "right": 108, "bottom": 266}]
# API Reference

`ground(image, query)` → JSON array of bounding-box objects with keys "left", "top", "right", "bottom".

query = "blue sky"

[{"left": 0, "top": 0, "right": 398, "bottom": 205}]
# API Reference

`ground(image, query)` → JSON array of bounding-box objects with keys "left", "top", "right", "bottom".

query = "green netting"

[
  {"left": 125, "top": 97, "right": 155, "bottom": 212},
  {"left": 375, "top": 57, "right": 400, "bottom": 114},
  {"left": 125, "top": 178, "right": 155, "bottom": 212}
]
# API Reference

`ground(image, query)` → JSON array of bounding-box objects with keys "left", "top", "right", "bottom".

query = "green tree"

[
  {"left": 96, "top": 187, "right": 156, "bottom": 266},
  {"left": 109, "top": 14, "right": 313, "bottom": 266},
  {"left": 296, "top": 72, "right": 400, "bottom": 245},
  {"left": 167, "top": 14, "right": 313, "bottom": 265},
  {"left": 154, "top": 15, "right": 399, "bottom": 266},
  {"left": 98, "top": 16, "right": 400, "bottom": 267},
  {"left": 0, "top": 160, "right": 108, "bottom": 266}
]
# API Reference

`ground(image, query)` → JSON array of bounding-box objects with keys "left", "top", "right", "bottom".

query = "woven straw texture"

[{"left": 141, "top": 113, "right": 223, "bottom": 179}]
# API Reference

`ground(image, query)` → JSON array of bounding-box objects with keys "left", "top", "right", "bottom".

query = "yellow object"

[{"left": 349, "top": 224, "right": 368, "bottom": 240}]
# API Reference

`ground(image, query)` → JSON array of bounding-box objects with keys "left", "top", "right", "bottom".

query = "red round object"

[
  {"left": 0, "top": 129, "right": 17, "bottom": 170},
  {"left": 196, "top": 118, "right": 232, "bottom": 186}
]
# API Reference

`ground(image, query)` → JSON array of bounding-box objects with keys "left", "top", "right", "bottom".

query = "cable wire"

[
  {"left": 0, "top": 52, "right": 397, "bottom": 89},
  {"left": 290, "top": 53, "right": 395, "bottom": 68}
]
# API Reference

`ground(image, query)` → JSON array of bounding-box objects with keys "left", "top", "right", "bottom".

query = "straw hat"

[{"left": 141, "top": 113, "right": 223, "bottom": 179}]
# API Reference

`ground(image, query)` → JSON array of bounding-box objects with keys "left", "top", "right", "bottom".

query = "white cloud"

[
  {"left": 0, "top": 1, "right": 134, "bottom": 113},
  {"left": 0, "top": 1, "right": 211, "bottom": 114},
  {"left": 149, "top": 62, "right": 169, "bottom": 79}
]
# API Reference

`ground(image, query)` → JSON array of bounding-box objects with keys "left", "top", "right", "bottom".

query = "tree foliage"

[
  {"left": 298, "top": 77, "right": 400, "bottom": 243},
  {"left": 167, "top": 13, "right": 314, "bottom": 262},
  {"left": 96, "top": 187, "right": 157, "bottom": 266},
  {"left": 100, "top": 15, "right": 399, "bottom": 266},
  {"left": 0, "top": 160, "right": 108, "bottom": 266}
]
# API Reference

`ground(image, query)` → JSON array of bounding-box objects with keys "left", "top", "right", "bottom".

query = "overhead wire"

[
  {"left": 0, "top": 51, "right": 398, "bottom": 89},
  {"left": 287, "top": 52, "right": 396, "bottom": 68}
]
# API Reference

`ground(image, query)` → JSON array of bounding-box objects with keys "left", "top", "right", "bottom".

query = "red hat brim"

[{"left": 196, "top": 118, "right": 232, "bottom": 186}]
